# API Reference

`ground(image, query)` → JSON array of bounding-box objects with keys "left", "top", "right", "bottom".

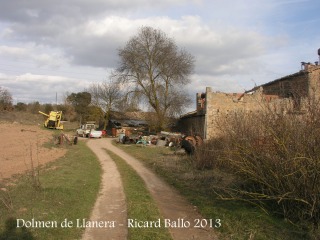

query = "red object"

[{"left": 112, "top": 128, "right": 117, "bottom": 137}]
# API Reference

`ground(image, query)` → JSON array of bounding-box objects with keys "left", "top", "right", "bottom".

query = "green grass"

[
  {"left": 114, "top": 142, "right": 310, "bottom": 240},
  {"left": 106, "top": 150, "right": 172, "bottom": 240},
  {"left": 0, "top": 141, "right": 101, "bottom": 240}
]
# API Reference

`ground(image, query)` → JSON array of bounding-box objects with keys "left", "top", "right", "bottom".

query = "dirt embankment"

[{"left": 0, "top": 123, "right": 66, "bottom": 181}]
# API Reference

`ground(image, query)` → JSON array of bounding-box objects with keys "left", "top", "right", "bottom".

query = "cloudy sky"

[{"left": 0, "top": 0, "right": 319, "bottom": 111}]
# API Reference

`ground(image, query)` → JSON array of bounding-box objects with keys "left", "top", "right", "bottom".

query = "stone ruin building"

[{"left": 178, "top": 50, "right": 320, "bottom": 140}]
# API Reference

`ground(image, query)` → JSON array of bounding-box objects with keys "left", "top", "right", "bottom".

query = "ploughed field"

[{"left": 0, "top": 123, "right": 66, "bottom": 181}]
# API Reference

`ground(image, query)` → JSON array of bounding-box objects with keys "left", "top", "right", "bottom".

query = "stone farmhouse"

[{"left": 178, "top": 52, "right": 320, "bottom": 140}]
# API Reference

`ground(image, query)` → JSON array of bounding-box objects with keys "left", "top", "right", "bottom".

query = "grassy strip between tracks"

[
  {"left": 106, "top": 150, "right": 172, "bottom": 240},
  {"left": 0, "top": 140, "right": 101, "bottom": 240},
  {"left": 114, "top": 142, "right": 310, "bottom": 240}
]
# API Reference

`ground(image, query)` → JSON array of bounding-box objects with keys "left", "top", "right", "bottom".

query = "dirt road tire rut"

[
  {"left": 82, "top": 140, "right": 127, "bottom": 240},
  {"left": 83, "top": 138, "right": 217, "bottom": 240}
]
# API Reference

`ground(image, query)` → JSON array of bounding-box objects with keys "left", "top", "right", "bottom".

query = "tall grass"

[
  {"left": 0, "top": 141, "right": 101, "bottom": 239},
  {"left": 106, "top": 150, "right": 172, "bottom": 240},
  {"left": 115, "top": 141, "right": 307, "bottom": 239},
  {"left": 195, "top": 97, "right": 320, "bottom": 235}
]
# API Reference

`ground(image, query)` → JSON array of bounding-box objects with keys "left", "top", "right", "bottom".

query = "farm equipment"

[
  {"left": 180, "top": 135, "right": 203, "bottom": 155},
  {"left": 39, "top": 111, "right": 64, "bottom": 130}
]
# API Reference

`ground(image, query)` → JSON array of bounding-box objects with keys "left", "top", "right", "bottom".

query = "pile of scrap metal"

[
  {"left": 158, "top": 131, "right": 182, "bottom": 147},
  {"left": 117, "top": 129, "right": 203, "bottom": 155},
  {"left": 159, "top": 131, "right": 204, "bottom": 155},
  {"left": 180, "top": 135, "right": 203, "bottom": 155},
  {"left": 118, "top": 130, "right": 157, "bottom": 145}
]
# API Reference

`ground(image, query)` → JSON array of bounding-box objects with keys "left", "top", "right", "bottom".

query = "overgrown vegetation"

[
  {"left": 0, "top": 141, "right": 101, "bottom": 239},
  {"left": 107, "top": 150, "right": 172, "bottom": 240},
  {"left": 194, "top": 98, "right": 320, "bottom": 238},
  {"left": 115, "top": 143, "right": 307, "bottom": 239},
  {"left": 25, "top": 141, "right": 42, "bottom": 191}
]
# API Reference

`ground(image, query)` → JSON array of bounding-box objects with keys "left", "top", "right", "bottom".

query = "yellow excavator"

[{"left": 39, "top": 111, "right": 64, "bottom": 130}]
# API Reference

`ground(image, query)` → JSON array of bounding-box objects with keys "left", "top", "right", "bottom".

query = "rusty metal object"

[
  {"left": 181, "top": 135, "right": 203, "bottom": 155},
  {"left": 185, "top": 136, "right": 197, "bottom": 146},
  {"left": 195, "top": 135, "right": 203, "bottom": 146}
]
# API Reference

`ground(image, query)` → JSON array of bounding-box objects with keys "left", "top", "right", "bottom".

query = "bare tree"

[
  {"left": 0, "top": 87, "right": 13, "bottom": 111},
  {"left": 116, "top": 26, "right": 195, "bottom": 131},
  {"left": 115, "top": 89, "right": 141, "bottom": 112},
  {"left": 89, "top": 79, "right": 121, "bottom": 130}
]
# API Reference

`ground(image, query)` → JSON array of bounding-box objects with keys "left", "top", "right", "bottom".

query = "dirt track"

[
  {"left": 82, "top": 139, "right": 127, "bottom": 240},
  {"left": 83, "top": 138, "right": 218, "bottom": 240}
]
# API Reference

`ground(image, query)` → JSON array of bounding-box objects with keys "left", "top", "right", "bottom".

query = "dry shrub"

[
  {"left": 192, "top": 137, "right": 229, "bottom": 169},
  {"left": 195, "top": 98, "right": 320, "bottom": 229}
]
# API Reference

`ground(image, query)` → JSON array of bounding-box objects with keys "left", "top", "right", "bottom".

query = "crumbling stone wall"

[
  {"left": 204, "top": 65, "right": 320, "bottom": 139},
  {"left": 178, "top": 64, "right": 320, "bottom": 140},
  {"left": 204, "top": 87, "right": 290, "bottom": 139},
  {"left": 308, "top": 65, "right": 320, "bottom": 99},
  {"left": 205, "top": 87, "right": 260, "bottom": 139}
]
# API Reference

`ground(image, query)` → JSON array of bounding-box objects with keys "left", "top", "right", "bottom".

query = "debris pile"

[{"left": 116, "top": 129, "right": 203, "bottom": 155}]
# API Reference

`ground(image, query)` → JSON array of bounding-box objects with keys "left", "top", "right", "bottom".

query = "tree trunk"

[
  {"left": 104, "top": 109, "right": 110, "bottom": 130},
  {"left": 155, "top": 110, "right": 165, "bottom": 132}
]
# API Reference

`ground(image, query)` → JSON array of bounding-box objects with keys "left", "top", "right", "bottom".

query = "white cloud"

[
  {"left": 0, "top": 45, "right": 28, "bottom": 57},
  {"left": 0, "top": 44, "right": 70, "bottom": 69},
  {"left": 0, "top": 13, "right": 275, "bottom": 104},
  {"left": 3, "top": 14, "right": 269, "bottom": 75},
  {"left": 0, "top": 73, "right": 91, "bottom": 103},
  {"left": 0, "top": 0, "right": 319, "bottom": 110},
  {"left": 0, "top": 0, "right": 200, "bottom": 24}
]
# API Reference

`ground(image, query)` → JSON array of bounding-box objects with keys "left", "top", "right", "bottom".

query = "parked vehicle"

[
  {"left": 76, "top": 122, "right": 102, "bottom": 138},
  {"left": 88, "top": 129, "right": 103, "bottom": 138}
]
